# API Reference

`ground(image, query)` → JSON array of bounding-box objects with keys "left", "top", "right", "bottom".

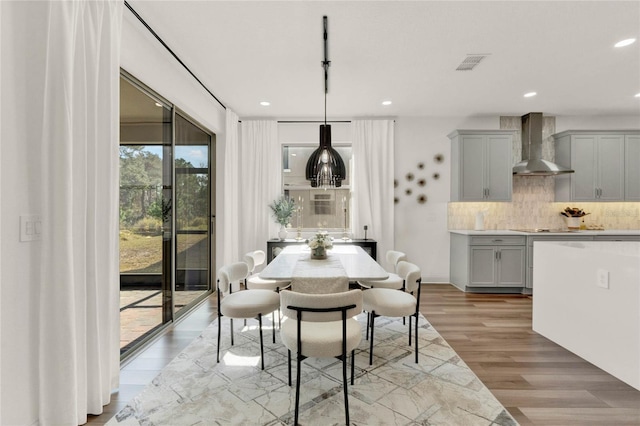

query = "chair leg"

[
  {"left": 258, "top": 314, "right": 265, "bottom": 370},
  {"left": 365, "top": 311, "right": 370, "bottom": 340},
  {"left": 369, "top": 312, "right": 376, "bottom": 365},
  {"left": 276, "top": 287, "right": 283, "bottom": 330},
  {"left": 415, "top": 312, "right": 419, "bottom": 364},
  {"left": 295, "top": 352, "right": 302, "bottom": 426},
  {"left": 287, "top": 349, "right": 292, "bottom": 386},
  {"left": 350, "top": 350, "right": 355, "bottom": 385},
  {"left": 409, "top": 314, "right": 412, "bottom": 346},
  {"left": 217, "top": 314, "right": 222, "bottom": 363},
  {"left": 272, "top": 311, "right": 276, "bottom": 344},
  {"left": 343, "top": 349, "right": 350, "bottom": 426},
  {"left": 230, "top": 318, "right": 234, "bottom": 346}
]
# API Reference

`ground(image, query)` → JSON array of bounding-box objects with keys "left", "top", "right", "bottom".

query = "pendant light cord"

[
  {"left": 324, "top": 90, "right": 327, "bottom": 126},
  {"left": 322, "top": 15, "right": 330, "bottom": 126}
]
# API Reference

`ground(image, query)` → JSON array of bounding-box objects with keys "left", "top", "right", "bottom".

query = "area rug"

[{"left": 108, "top": 313, "right": 518, "bottom": 425}]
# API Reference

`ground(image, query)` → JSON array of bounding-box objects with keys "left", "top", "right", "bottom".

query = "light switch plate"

[
  {"left": 20, "top": 214, "right": 42, "bottom": 242},
  {"left": 596, "top": 268, "right": 609, "bottom": 289}
]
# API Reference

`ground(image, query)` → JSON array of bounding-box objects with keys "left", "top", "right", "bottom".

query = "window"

[{"left": 282, "top": 145, "right": 352, "bottom": 232}]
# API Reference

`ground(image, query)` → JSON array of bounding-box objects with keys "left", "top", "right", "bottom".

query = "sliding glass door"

[
  {"left": 174, "top": 114, "right": 212, "bottom": 314},
  {"left": 119, "top": 73, "right": 214, "bottom": 357}
]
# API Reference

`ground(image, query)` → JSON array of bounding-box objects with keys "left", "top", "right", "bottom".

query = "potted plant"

[
  {"left": 560, "top": 207, "right": 589, "bottom": 230},
  {"left": 269, "top": 196, "right": 296, "bottom": 240}
]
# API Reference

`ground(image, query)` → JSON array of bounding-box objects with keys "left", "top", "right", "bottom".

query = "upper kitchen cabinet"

[
  {"left": 625, "top": 135, "right": 640, "bottom": 201},
  {"left": 449, "top": 130, "right": 515, "bottom": 202},
  {"left": 554, "top": 130, "right": 640, "bottom": 202}
]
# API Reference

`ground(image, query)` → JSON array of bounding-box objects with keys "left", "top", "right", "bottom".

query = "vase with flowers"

[
  {"left": 560, "top": 207, "right": 589, "bottom": 230},
  {"left": 308, "top": 231, "right": 333, "bottom": 259},
  {"left": 269, "top": 196, "right": 296, "bottom": 240}
]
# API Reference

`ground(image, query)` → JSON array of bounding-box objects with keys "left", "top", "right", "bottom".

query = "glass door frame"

[{"left": 119, "top": 70, "right": 215, "bottom": 362}]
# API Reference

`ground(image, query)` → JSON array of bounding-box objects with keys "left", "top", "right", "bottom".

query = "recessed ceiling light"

[
  {"left": 635, "top": 93, "right": 640, "bottom": 98},
  {"left": 615, "top": 38, "right": 636, "bottom": 48},
  {"left": 382, "top": 100, "right": 392, "bottom": 106},
  {"left": 154, "top": 102, "right": 163, "bottom": 107},
  {"left": 524, "top": 92, "right": 537, "bottom": 98},
  {"left": 259, "top": 101, "right": 271, "bottom": 106}
]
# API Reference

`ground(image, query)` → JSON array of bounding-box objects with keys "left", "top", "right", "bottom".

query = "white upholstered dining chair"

[
  {"left": 245, "top": 249, "right": 291, "bottom": 331},
  {"left": 357, "top": 250, "right": 407, "bottom": 289},
  {"left": 244, "top": 249, "right": 291, "bottom": 292},
  {"left": 216, "top": 262, "right": 281, "bottom": 370},
  {"left": 363, "top": 261, "right": 422, "bottom": 365},
  {"left": 280, "top": 289, "right": 363, "bottom": 426}
]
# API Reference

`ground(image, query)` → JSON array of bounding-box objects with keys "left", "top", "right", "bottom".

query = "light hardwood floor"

[{"left": 87, "top": 284, "right": 640, "bottom": 425}]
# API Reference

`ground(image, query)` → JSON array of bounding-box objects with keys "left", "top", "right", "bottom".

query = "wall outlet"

[
  {"left": 596, "top": 268, "right": 609, "bottom": 289},
  {"left": 20, "top": 214, "right": 42, "bottom": 242}
]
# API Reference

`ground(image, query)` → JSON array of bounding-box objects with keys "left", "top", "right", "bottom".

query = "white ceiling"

[{"left": 127, "top": 1, "right": 640, "bottom": 119}]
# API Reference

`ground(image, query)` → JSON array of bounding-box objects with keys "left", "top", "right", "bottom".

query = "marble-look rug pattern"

[{"left": 108, "top": 313, "right": 518, "bottom": 425}]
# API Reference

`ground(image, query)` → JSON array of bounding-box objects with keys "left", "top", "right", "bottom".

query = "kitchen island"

[
  {"left": 532, "top": 240, "right": 640, "bottom": 391},
  {"left": 449, "top": 229, "right": 640, "bottom": 293}
]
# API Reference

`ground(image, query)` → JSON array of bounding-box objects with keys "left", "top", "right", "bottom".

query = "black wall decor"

[{"left": 394, "top": 153, "right": 445, "bottom": 205}]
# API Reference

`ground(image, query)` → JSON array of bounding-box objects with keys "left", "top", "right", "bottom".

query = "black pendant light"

[{"left": 305, "top": 16, "right": 346, "bottom": 188}]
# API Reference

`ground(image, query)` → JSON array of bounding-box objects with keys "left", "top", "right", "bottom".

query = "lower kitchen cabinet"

[
  {"left": 470, "top": 245, "right": 526, "bottom": 287},
  {"left": 452, "top": 232, "right": 640, "bottom": 293},
  {"left": 451, "top": 234, "right": 526, "bottom": 292}
]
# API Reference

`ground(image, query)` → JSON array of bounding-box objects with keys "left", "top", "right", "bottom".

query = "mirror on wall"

[{"left": 282, "top": 145, "right": 352, "bottom": 231}]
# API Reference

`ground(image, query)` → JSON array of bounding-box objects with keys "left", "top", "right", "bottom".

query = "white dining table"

[{"left": 259, "top": 244, "right": 389, "bottom": 282}]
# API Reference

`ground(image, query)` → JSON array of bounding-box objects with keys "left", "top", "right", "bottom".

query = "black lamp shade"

[{"left": 305, "top": 124, "right": 346, "bottom": 187}]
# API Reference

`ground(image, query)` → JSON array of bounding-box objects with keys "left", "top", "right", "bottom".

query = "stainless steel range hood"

[{"left": 512, "top": 113, "right": 574, "bottom": 176}]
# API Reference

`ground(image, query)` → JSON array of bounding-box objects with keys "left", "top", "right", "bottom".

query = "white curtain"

[
  {"left": 38, "top": 1, "right": 122, "bottom": 424},
  {"left": 238, "top": 121, "right": 281, "bottom": 258},
  {"left": 352, "top": 120, "right": 395, "bottom": 270},
  {"left": 222, "top": 109, "right": 240, "bottom": 266}
]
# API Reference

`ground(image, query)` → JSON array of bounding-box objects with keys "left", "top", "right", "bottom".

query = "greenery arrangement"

[
  {"left": 269, "top": 196, "right": 296, "bottom": 226},
  {"left": 308, "top": 231, "right": 333, "bottom": 251}
]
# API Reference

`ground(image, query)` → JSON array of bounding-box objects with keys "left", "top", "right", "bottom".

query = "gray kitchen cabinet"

[
  {"left": 625, "top": 135, "right": 640, "bottom": 201},
  {"left": 450, "top": 234, "right": 525, "bottom": 291},
  {"left": 452, "top": 231, "right": 639, "bottom": 293},
  {"left": 554, "top": 130, "right": 640, "bottom": 201},
  {"left": 449, "top": 130, "right": 515, "bottom": 201}
]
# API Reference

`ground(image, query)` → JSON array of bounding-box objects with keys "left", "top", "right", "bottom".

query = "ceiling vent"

[{"left": 455, "top": 54, "right": 489, "bottom": 71}]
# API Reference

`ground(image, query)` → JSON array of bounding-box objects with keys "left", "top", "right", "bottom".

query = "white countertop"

[{"left": 450, "top": 229, "right": 640, "bottom": 236}]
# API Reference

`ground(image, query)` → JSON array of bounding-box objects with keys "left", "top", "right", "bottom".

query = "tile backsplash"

[
  {"left": 448, "top": 199, "right": 640, "bottom": 230},
  {"left": 447, "top": 116, "right": 640, "bottom": 230}
]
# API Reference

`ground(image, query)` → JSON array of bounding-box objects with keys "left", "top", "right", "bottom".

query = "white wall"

[
  {"left": 556, "top": 115, "right": 640, "bottom": 131},
  {"left": 120, "top": 12, "right": 225, "bottom": 135},
  {"left": 394, "top": 116, "right": 498, "bottom": 282},
  {"left": 279, "top": 121, "right": 351, "bottom": 146}
]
